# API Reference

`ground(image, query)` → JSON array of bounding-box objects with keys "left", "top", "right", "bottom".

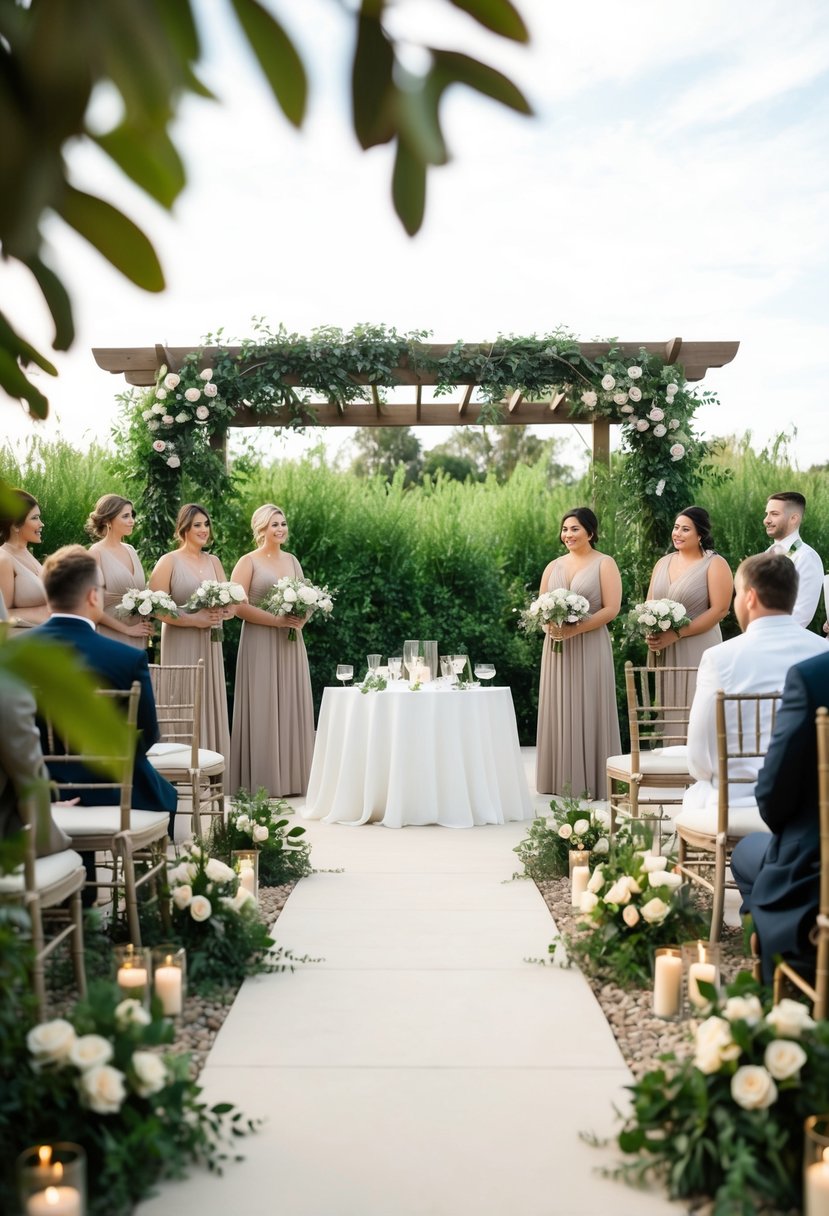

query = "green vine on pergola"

[{"left": 105, "top": 323, "right": 737, "bottom": 563}]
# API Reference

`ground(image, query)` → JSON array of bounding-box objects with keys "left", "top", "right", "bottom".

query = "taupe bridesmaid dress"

[
  {"left": 535, "top": 556, "right": 621, "bottom": 799},
  {"left": 160, "top": 559, "right": 231, "bottom": 759},
  {"left": 230, "top": 554, "right": 315, "bottom": 797},
  {"left": 648, "top": 552, "right": 723, "bottom": 741},
  {"left": 97, "top": 544, "right": 147, "bottom": 648},
  {"left": 0, "top": 546, "right": 46, "bottom": 629}
]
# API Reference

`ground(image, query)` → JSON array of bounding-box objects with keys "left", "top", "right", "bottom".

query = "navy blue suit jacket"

[
  {"left": 753, "top": 649, "right": 829, "bottom": 979},
  {"left": 31, "top": 616, "right": 177, "bottom": 815}
]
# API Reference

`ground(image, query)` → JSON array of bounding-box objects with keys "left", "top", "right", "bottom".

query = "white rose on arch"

[
  {"left": 580, "top": 390, "right": 598, "bottom": 408},
  {"left": 190, "top": 895, "right": 212, "bottom": 922},
  {"left": 184, "top": 387, "right": 201, "bottom": 403},
  {"left": 669, "top": 419, "right": 680, "bottom": 430},
  {"left": 199, "top": 367, "right": 213, "bottom": 380},
  {"left": 628, "top": 385, "right": 642, "bottom": 402},
  {"left": 648, "top": 406, "right": 664, "bottom": 422},
  {"left": 670, "top": 443, "right": 686, "bottom": 461},
  {"left": 627, "top": 366, "right": 642, "bottom": 379},
  {"left": 613, "top": 391, "right": 629, "bottom": 405},
  {"left": 764, "top": 1039, "right": 807, "bottom": 1081},
  {"left": 203, "top": 381, "right": 218, "bottom": 397},
  {"left": 163, "top": 373, "right": 180, "bottom": 390},
  {"left": 653, "top": 424, "right": 667, "bottom": 437},
  {"left": 635, "top": 419, "right": 649, "bottom": 432},
  {"left": 601, "top": 374, "right": 615, "bottom": 390},
  {"left": 166, "top": 455, "right": 181, "bottom": 469},
  {"left": 196, "top": 405, "right": 210, "bottom": 420},
  {"left": 620, "top": 404, "right": 635, "bottom": 414},
  {"left": 152, "top": 440, "right": 166, "bottom": 452}
]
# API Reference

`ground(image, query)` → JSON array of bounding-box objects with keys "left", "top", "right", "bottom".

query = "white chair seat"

[
  {"left": 147, "top": 744, "right": 224, "bottom": 775},
  {"left": 0, "top": 849, "right": 85, "bottom": 895},
  {"left": 674, "top": 803, "right": 771, "bottom": 838},
  {"left": 52, "top": 807, "right": 170, "bottom": 836},
  {"left": 606, "top": 748, "right": 690, "bottom": 776}
]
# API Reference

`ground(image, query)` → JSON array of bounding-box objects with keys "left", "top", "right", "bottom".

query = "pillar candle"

[
  {"left": 116, "top": 965, "right": 147, "bottom": 995},
  {"left": 239, "top": 864, "right": 256, "bottom": 896},
  {"left": 26, "top": 1186, "right": 82, "bottom": 1216},
  {"left": 154, "top": 964, "right": 183, "bottom": 1015},
  {"left": 687, "top": 961, "right": 717, "bottom": 1009},
  {"left": 653, "top": 953, "right": 683, "bottom": 1018},
  {"left": 571, "top": 865, "right": 590, "bottom": 907},
  {"left": 806, "top": 1152, "right": 829, "bottom": 1216}
]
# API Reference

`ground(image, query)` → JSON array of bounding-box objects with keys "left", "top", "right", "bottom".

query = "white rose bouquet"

[
  {"left": 613, "top": 976, "right": 829, "bottom": 1214},
  {"left": 627, "top": 597, "right": 690, "bottom": 665},
  {"left": 183, "top": 578, "right": 246, "bottom": 642},
  {"left": 207, "top": 786, "right": 313, "bottom": 886},
  {"left": 259, "top": 575, "right": 335, "bottom": 641},
  {"left": 513, "top": 790, "right": 615, "bottom": 878},
  {"left": 114, "top": 587, "right": 179, "bottom": 641},
  {"left": 519, "top": 587, "right": 591, "bottom": 653}
]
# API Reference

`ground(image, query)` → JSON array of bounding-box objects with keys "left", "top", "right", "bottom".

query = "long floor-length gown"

[
  {"left": 648, "top": 552, "right": 723, "bottom": 741},
  {"left": 0, "top": 546, "right": 46, "bottom": 629},
  {"left": 535, "top": 556, "right": 621, "bottom": 799},
  {"left": 160, "top": 559, "right": 231, "bottom": 759},
  {"left": 97, "top": 544, "right": 147, "bottom": 648},
  {"left": 230, "top": 554, "right": 315, "bottom": 797}
]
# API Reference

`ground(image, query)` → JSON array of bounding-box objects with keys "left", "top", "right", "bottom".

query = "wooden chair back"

[
  {"left": 149, "top": 661, "right": 204, "bottom": 767},
  {"left": 715, "top": 690, "right": 781, "bottom": 837},
  {"left": 625, "top": 662, "right": 696, "bottom": 763}
]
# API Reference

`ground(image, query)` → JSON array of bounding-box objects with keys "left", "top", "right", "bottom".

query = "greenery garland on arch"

[{"left": 116, "top": 322, "right": 721, "bottom": 562}]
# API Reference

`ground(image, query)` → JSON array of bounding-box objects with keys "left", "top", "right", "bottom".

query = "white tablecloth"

[{"left": 302, "top": 685, "right": 533, "bottom": 828}]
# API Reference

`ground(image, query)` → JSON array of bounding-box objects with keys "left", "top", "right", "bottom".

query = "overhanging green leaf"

[
  {"left": 22, "top": 257, "right": 74, "bottom": 351},
  {"left": 0, "top": 349, "right": 51, "bottom": 418},
  {"left": 93, "top": 124, "right": 186, "bottom": 209},
  {"left": 431, "top": 49, "right": 532, "bottom": 115},
  {"left": 56, "top": 186, "right": 165, "bottom": 292},
  {"left": 396, "top": 73, "right": 448, "bottom": 166},
  {"left": 229, "top": 0, "right": 307, "bottom": 127},
  {"left": 352, "top": 13, "right": 395, "bottom": 148},
  {"left": 448, "top": 0, "right": 529, "bottom": 42},
  {"left": 392, "top": 138, "right": 426, "bottom": 236}
]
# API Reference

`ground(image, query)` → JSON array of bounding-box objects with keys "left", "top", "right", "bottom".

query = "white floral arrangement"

[
  {"left": 144, "top": 363, "right": 223, "bottom": 470},
  {"left": 519, "top": 587, "right": 590, "bottom": 653},
  {"left": 167, "top": 843, "right": 255, "bottom": 922},
  {"left": 259, "top": 575, "right": 335, "bottom": 641},
  {"left": 627, "top": 597, "right": 691, "bottom": 642},
  {"left": 183, "top": 578, "right": 246, "bottom": 642},
  {"left": 114, "top": 587, "right": 179, "bottom": 621}
]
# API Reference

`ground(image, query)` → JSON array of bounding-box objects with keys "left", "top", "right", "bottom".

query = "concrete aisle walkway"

[{"left": 138, "top": 798, "right": 682, "bottom": 1215}]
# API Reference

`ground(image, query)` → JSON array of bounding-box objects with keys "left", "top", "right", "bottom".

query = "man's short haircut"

[
  {"left": 768, "top": 491, "right": 806, "bottom": 515},
  {"left": 42, "top": 545, "right": 100, "bottom": 612},
  {"left": 737, "top": 552, "right": 798, "bottom": 614}
]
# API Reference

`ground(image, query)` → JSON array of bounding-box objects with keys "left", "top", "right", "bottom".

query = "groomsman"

[{"left": 763, "top": 491, "right": 824, "bottom": 627}]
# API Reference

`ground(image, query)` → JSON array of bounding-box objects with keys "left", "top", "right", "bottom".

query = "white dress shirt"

[{"left": 769, "top": 531, "right": 825, "bottom": 627}]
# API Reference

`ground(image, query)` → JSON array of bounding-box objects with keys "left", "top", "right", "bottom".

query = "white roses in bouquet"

[
  {"left": 259, "top": 575, "right": 336, "bottom": 641},
  {"left": 184, "top": 579, "right": 246, "bottom": 642},
  {"left": 519, "top": 587, "right": 591, "bottom": 653}
]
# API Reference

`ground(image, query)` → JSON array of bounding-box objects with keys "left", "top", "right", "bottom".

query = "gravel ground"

[{"left": 535, "top": 874, "right": 753, "bottom": 1079}]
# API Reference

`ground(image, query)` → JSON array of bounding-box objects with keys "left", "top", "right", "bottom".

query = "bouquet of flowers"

[
  {"left": 114, "top": 587, "right": 178, "bottom": 623},
  {"left": 259, "top": 576, "right": 335, "bottom": 641},
  {"left": 557, "top": 836, "right": 708, "bottom": 985},
  {"left": 513, "top": 791, "right": 614, "bottom": 879},
  {"left": 208, "top": 787, "right": 313, "bottom": 886},
  {"left": 627, "top": 597, "right": 690, "bottom": 663},
  {"left": 519, "top": 587, "right": 591, "bottom": 653},
  {"left": 11, "top": 982, "right": 257, "bottom": 1216},
  {"left": 613, "top": 974, "right": 829, "bottom": 1215},
  {"left": 183, "top": 579, "right": 246, "bottom": 642}
]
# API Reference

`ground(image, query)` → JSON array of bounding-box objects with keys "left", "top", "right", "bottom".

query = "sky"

[{"left": 2, "top": 0, "right": 829, "bottom": 474}]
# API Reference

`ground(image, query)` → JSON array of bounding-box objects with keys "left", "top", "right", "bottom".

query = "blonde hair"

[
  {"left": 251, "top": 504, "right": 285, "bottom": 547},
  {"left": 85, "top": 494, "right": 133, "bottom": 539}
]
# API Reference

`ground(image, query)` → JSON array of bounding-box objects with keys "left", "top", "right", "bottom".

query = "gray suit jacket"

[{"left": 0, "top": 676, "right": 69, "bottom": 855}]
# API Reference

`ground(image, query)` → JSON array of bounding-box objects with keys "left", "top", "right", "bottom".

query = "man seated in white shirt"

[
  {"left": 674, "top": 553, "right": 826, "bottom": 839},
  {"left": 763, "top": 491, "right": 824, "bottom": 628}
]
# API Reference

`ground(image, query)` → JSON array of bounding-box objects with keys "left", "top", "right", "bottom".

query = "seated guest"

[
  {"left": 732, "top": 650, "right": 829, "bottom": 983},
  {"left": 675, "top": 554, "right": 825, "bottom": 838},
  {"left": 31, "top": 546, "right": 177, "bottom": 845},
  {"left": 0, "top": 676, "right": 73, "bottom": 856}
]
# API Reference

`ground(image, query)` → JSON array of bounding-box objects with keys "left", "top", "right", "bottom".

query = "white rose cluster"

[{"left": 145, "top": 364, "right": 224, "bottom": 465}]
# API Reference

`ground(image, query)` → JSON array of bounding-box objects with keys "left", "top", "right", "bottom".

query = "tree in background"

[
  {"left": 351, "top": 427, "right": 424, "bottom": 488},
  {"left": 426, "top": 426, "right": 576, "bottom": 486}
]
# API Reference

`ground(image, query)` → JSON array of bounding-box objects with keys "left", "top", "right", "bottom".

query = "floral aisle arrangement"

[
  {"left": 557, "top": 836, "right": 708, "bottom": 985},
  {"left": 612, "top": 974, "right": 829, "bottom": 1216},
  {"left": 259, "top": 575, "right": 335, "bottom": 641},
  {"left": 513, "top": 793, "right": 613, "bottom": 880},
  {"left": 208, "top": 788, "right": 313, "bottom": 886},
  {"left": 519, "top": 588, "right": 591, "bottom": 653},
  {"left": 183, "top": 579, "right": 246, "bottom": 642},
  {"left": 1, "top": 982, "right": 258, "bottom": 1216}
]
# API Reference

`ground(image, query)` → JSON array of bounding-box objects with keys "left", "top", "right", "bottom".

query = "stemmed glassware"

[
  {"left": 440, "top": 655, "right": 454, "bottom": 683},
  {"left": 452, "top": 654, "right": 469, "bottom": 681},
  {"left": 366, "top": 654, "right": 381, "bottom": 674},
  {"left": 388, "top": 656, "right": 402, "bottom": 682},
  {"left": 336, "top": 664, "right": 354, "bottom": 686},
  {"left": 403, "top": 640, "right": 420, "bottom": 681},
  {"left": 474, "top": 663, "right": 496, "bottom": 683}
]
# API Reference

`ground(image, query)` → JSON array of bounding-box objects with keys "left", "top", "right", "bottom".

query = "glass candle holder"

[
  {"left": 151, "top": 945, "right": 187, "bottom": 1017},
  {"left": 568, "top": 848, "right": 590, "bottom": 876},
  {"left": 569, "top": 849, "right": 590, "bottom": 907},
  {"left": 113, "top": 943, "right": 152, "bottom": 1006},
  {"left": 232, "top": 850, "right": 259, "bottom": 901},
  {"left": 804, "top": 1116, "right": 829, "bottom": 1216},
  {"left": 17, "top": 1142, "right": 86, "bottom": 1215},
  {"left": 681, "top": 940, "right": 721, "bottom": 1013},
  {"left": 652, "top": 947, "right": 683, "bottom": 1020}
]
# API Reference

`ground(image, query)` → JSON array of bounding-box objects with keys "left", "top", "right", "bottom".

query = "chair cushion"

[
  {"left": 674, "top": 803, "right": 771, "bottom": 838},
  {"left": 147, "top": 746, "right": 225, "bottom": 774},
  {"left": 147, "top": 742, "right": 188, "bottom": 757},
  {"left": 606, "top": 748, "right": 690, "bottom": 776},
  {"left": 0, "top": 849, "right": 84, "bottom": 895},
  {"left": 51, "top": 807, "right": 170, "bottom": 837}
]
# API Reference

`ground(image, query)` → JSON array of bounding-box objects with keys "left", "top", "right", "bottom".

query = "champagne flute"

[
  {"left": 403, "top": 640, "right": 420, "bottom": 680},
  {"left": 440, "top": 655, "right": 453, "bottom": 683},
  {"left": 474, "top": 662, "right": 496, "bottom": 683},
  {"left": 367, "top": 653, "right": 381, "bottom": 673},
  {"left": 388, "top": 656, "right": 402, "bottom": 681},
  {"left": 336, "top": 664, "right": 354, "bottom": 686}
]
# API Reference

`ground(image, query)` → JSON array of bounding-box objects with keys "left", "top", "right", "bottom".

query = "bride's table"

[{"left": 302, "top": 684, "right": 533, "bottom": 827}]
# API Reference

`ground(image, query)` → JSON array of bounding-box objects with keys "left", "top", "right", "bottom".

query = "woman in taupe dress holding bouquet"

[{"left": 86, "top": 494, "right": 152, "bottom": 647}]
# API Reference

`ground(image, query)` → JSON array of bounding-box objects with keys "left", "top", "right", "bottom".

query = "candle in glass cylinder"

[
  {"left": 154, "top": 963, "right": 183, "bottom": 1016},
  {"left": 116, "top": 963, "right": 148, "bottom": 996},
  {"left": 571, "top": 866, "right": 590, "bottom": 907},
  {"left": 653, "top": 949, "right": 683, "bottom": 1018},
  {"left": 683, "top": 940, "right": 719, "bottom": 1010},
  {"left": 26, "top": 1185, "right": 82, "bottom": 1215},
  {"left": 806, "top": 1146, "right": 829, "bottom": 1216},
  {"left": 239, "top": 863, "right": 255, "bottom": 896}
]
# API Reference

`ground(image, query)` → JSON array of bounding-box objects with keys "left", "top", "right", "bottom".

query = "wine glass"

[
  {"left": 452, "top": 654, "right": 468, "bottom": 679},
  {"left": 366, "top": 653, "right": 381, "bottom": 673},
  {"left": 440, "top": 655, "right": 454, "bottom": 683},
  {"left": 474, "top": 663, "right": 496, "bottom": 683},
  {"left": 403, "top": 640, "right": 420, "bottom": 680},
  {"left": 388, "top": 656, "right": 402, "bottom": 681},
  {"left": 336, "top": 664, "right": 354, "bottom": 686}
]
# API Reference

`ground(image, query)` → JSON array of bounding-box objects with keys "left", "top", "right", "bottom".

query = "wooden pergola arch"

[{"left": 93, "top": 338, "right": 739, "bottom": 463}]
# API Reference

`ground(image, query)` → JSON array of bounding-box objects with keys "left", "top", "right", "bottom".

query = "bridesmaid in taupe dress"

[
  {"left": 0, "top": 489, "right": 49, "bottom": 630},
  {"left": 86, "top": 494, "right": 152, "bottom": 648},
  {"left": 535, "top": 507, "right": 622, "bottom": 799},
  {"left": 149, "top": 503, "right": 237, "bottom": 759},
  {"left": 230, "top": 504, "right": 315, "bottom": 797}
]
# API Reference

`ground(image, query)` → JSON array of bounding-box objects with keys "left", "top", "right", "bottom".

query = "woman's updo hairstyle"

[
  {"left": 560, "top": 506, "right": 599, "bottom": 549},
  {"left": 85, "top": 494, "right": 133, "bottom": 539},
  {"left": 675, "top": 505, "right": 715, "bottom": 553},
  {"left": 251, "top": 504, "right": 286, "bottom": 547},
  {"left": 0, "top": 488, "right": 39, "bottom": 544}
]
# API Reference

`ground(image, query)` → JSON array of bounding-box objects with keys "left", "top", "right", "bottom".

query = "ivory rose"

[
  {"left": 648, "top": 406, "right": 664, "bottom": 422},
  {"left": 730, "top": 1065, "right": 777, "bottom": 1110},
  {"left": 172, "top": 884, "right": 193, "bottom": 909},
  {"left": 163, "top": 373, "right": 180, "bottom": 390},
  {"left": 642, "top": 854, "right": 668, "bottom": 872},
  {"left": 184, "top": 387, "right": 201, "bottom": 403},
  {"left": 653, "top": 424, "right": 667, "bottom": 437},
  {"left": 723, "top": 994, "right": 763, "bottom": 1026},
  {"left": 26, "top": 1018, "right": 76, "bottom": 1065},
  {"left": 601, "top": 374, "right": 615, "bottom": 390},
  {"left": 587, "top": 866, "right": 605, "bottom": 893},
  {"left": 669, "top": 443, "right": 686, "bottom": 461},
  {"left": 167, "top": 455, "right": 181, "bottom": 469},
  {"left": 765, "top": 998, "right": 816, "bottom": 1038},
  {"left": 764, "top": 1039, "right": 807, "bottom": 1081},
  {"left": 199, "top": 367, "right": 213, "bottom": 380},
  {"left": 196, "top": 404, "right": 210, "bottom": 420},
  {"left": 573, "top": 818, "right": 590, "bottom": 836},
  {"left": 78, "top": 1064, "right": 127, "bottom": 1114},
  {"left": 635, "top": 419, "right": 649, "bottom": 432},
  {"left": 152, "top": 440, "right": 166, "bottom": 452},
  {"left": 205, "top": 858, "right": 236, "bottom": 883},
  {"left": 580, "top": 390, "right": 597, "bottom": 408},
  {"left": 628, "top": 385, "right": 642, "bottom": 401},
  {"left": 189, "top": 895, "right": 212, "bottom": 922},
  {"left": 69, "top": 1034, "right": 113, "bottom": 1071},
  {"left": 622, "top": 904, "right": 640, "bottom": 927},
  {"left": 253, "top": 824, "right": 269, "bottom": 842},
  {"left": 132, "top": 1051, "right": 168, "bottom": 1097},
  {"left": 115, "top": 999, "right": 151, "bottom": 1029},
  {"left": 648, "top": 870, "right": 682, "bottom": 890},
  {"left": 203, "top": 381, "right": 218, "bottom": 397},
  {"left": 579, "top": 891, "right": 599, "bottom": 914},
  {"left": 592, "top": 836, "right": 609, "bottom": 855},
  {"left": 640, "top": 897, "right": 670, "bottom": 924},
  {"left": 613, "top": 391, "right": 629, "bottom": 405},
  {"left": 627, "top": 365, "right": 642, "bottom": 379}
]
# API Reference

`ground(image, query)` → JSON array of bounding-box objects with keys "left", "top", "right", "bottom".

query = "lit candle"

[
  {"left": 653, "top": 951, "right": 683, "bottom": 1018},
  {"left": 239, "top": 863, "right": 256, "bottom": 897},
  {"left": 687, "top": 943, "right": 717, "bottom": 1009},
  {"left": 116, "top": 965, "right": 148, "bottom": 996},
  {"left": 571, "top": 865, "right": 590, "bottom": 907},
  {"left": 154, "top": 961, "right": 183, "bottom": 1016},
  {"left": 26, "top": 1186, "right": 82, "bottom": 1216},
  {"left": 806, "top": 1148, "right": 829, "bottom": 1216}
]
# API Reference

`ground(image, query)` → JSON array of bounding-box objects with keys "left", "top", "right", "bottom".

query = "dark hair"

[
  {"left": 42, "top": 545, "right": 100, "bottom": 612},
  {"left": 737, "top": 553, "right": 798, "bottom": 614},
  {"left": 85, "top": 494, "right": 133, "bottom": 539},
  {"left": 174, "top": 503, "right": 212, "bottom": 545},
  {"left": 560, "top": 507, "right": 599, "bottom": 548},
  {"left": 768, "top": 491, "right": 806, "bottom": 515},
  {"left": 673, "top": 506, "right": 715, "bottom": 553},
  {"left": 0, "top": 488, "right": 39, "bottom": 543}
]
